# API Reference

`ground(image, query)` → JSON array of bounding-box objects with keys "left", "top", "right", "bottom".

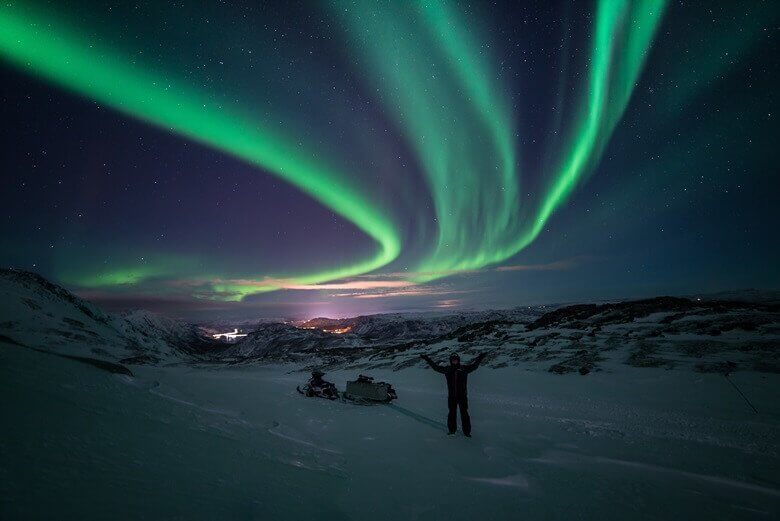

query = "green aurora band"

[
  {"left": 332, "top": 0, "right": 666, "bottom": 280},
  {"left": 526, "top": 0, "right": 665, "bottom": 254},
  {"left": 0, "top": 0, "right": 666, "bottom": 300},
  {"left": 0, "top": 2, "right": 401, "bottom": 300}
]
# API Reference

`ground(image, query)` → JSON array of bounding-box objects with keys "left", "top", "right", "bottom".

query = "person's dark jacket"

[{"left": 421, "top": 353, "right": 487, "bottom": 398}]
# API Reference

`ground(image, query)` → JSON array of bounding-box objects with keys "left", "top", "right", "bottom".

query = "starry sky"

[{"left": 1, "top": 0, "right": 778, "bottom": 320}]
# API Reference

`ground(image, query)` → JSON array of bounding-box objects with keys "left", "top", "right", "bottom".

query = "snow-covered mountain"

[
  {"left": 221, "top": 308, "right": 546, "bottom": 364},
  {"left": 2, "top": 269, "right": 778, "bottom": 376},
  {"left": 300, "top": 308, "right": 543, "bottom": 342},
  {"left": 225, "top": 295, "right": 780, "bottom": 375},
  {"left": 0, "top": 269, "right": 218, "bottom": 364},
  {"left": 223, "top": 322, "right": 347, "bottom": 360}
]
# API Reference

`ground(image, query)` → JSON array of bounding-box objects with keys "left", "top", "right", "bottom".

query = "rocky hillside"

[
  {"left": 220, "top": 308, "right": 545, "bottom": 364},
  {"left": 0, "top": 269, "right": 220, "bottom": 364},
  {"left": 222, "top": 296, "right": 780, "bottom": 375},
  {"left": 2, "top": 269, "right": 777, "bottom": 376}
]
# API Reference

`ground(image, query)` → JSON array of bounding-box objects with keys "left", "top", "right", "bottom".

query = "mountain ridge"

[{"left": 1, "top": 269, "right": 778, "bottom": 375}]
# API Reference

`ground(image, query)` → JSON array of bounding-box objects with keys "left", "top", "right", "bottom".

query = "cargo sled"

[{"left": 343, "top": 374, "right": 398, "bottom": 404}]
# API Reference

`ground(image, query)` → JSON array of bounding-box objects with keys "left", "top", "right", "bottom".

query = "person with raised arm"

[{"left": 420, "top": 352, "right": 487, "bottom": 437}]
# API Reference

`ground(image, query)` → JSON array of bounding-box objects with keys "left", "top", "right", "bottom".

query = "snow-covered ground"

[
  {"left": 1, "top": 345, "right": 778, "bottom": 520},
  {"left": 1, "top": 269, "right": 779, "bottom": 519}
]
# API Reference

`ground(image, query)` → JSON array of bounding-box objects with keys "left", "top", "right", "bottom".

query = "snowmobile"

[
  {"left": 343, "top": 374, "right": 398, "bottom": 404},
  {"left": 297, "top": 371, "right": 340, "bottom": 400}
]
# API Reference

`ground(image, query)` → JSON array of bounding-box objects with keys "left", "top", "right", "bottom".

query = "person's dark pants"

[{"left": 447, "top": 395, "right": 471, "bottom": 435}]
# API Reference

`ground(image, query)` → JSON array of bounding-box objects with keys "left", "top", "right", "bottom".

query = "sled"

[{"left": 342, "top": 374, "right": 398, "bottom": 404}]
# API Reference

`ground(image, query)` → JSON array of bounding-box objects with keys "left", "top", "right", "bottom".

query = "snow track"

[{"left": 2, "top": 345, "right": 778, "bottom": 519}]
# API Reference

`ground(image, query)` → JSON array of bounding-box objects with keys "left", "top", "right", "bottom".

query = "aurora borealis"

[{"left": 1, "top": 0, "right": 778, "bottom": 318}]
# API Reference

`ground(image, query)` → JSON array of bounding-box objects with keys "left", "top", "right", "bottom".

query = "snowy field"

[{"left": 2, "top": 345, "right": 778, "bottom": 520}]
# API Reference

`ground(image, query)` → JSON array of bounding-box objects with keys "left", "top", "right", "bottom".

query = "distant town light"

[{"left": 212, "top": 328, "right": 247, "bottom": 341}]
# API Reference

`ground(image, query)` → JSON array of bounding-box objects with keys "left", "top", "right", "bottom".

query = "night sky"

[{"left": 1, "top": 0, "right": 778, "bottom": 320}]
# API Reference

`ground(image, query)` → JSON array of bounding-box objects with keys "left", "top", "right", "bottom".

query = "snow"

[
  {"left": 2, "top": 270, "right": 779, "bottom": 519},
  {"left": 0, "top": 270, "right": 214, "bottom": 362},
  {"left": 1, "top": 346, "right": 778, "bottom": 519}
]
